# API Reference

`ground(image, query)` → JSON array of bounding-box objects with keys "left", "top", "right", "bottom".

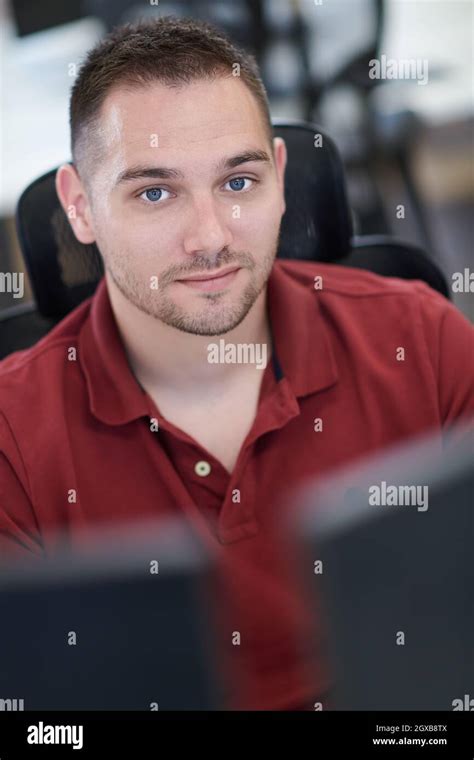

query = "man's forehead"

[{"left": 99, "top": 78, "right": 267, "bottom": 153}]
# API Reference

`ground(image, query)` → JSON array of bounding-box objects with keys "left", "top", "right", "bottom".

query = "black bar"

[{"left": 0, "top": 710, "right": 472, "bottom": 756}]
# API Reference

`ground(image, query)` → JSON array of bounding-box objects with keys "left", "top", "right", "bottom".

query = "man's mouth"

[{"left": 176, "top": 266, "right": 242, "bottom": 292}]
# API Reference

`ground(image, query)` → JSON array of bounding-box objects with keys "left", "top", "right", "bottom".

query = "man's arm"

[
  {"left": 0, "top": 411, "right": 44, "bottom": 561},
  {"left": 417, "top": 283, "right": 474, "bottom": 444}
]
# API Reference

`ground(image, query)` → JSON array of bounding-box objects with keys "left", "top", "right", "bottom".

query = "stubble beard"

[{"left": 105, "top": 231, "right": 280, "bottom": 337}]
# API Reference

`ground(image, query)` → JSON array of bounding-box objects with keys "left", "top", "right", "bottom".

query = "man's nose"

[{"left": 182, "top": 195, "right": 233, "bottom": 258}]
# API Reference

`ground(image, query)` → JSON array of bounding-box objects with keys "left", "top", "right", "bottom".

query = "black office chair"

[{"left": 1, "top": 121, "right": 449, "bottom": 359}]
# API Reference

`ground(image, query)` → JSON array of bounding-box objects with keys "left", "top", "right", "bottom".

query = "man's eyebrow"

[
  {"left": 115, "top": 149, "right": 272, "bottom": 186},
  {"left": 216, "top": 149, "right": 272, "bottom": 173}
]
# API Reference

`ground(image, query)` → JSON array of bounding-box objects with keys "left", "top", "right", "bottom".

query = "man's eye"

[
  {"left": 139, "top": 187, "right": 171, "bottom": 204},
  {"left": 138, "top": 178, "right": 255, "bottom": 204},
  {"left": 225, "top": 177, "right": 254, "bottom": 192}
]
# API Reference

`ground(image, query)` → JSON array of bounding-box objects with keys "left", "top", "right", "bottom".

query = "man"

[{"left": 0, "top": 17, "right": 473, "bottom": 710}]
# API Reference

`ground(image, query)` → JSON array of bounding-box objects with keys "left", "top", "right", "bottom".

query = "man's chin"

[
  {"left": 158, "top": 311, "right": 249, "bottom": 337},
  {"left": 155, "top": 291, "right": 261, "bottom": 336}
]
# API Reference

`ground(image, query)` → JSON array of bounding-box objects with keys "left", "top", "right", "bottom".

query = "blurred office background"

[{"left": 0, "top": 0, "right": 472, "bottom": 320}]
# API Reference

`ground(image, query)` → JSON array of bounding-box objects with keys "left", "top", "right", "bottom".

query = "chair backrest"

[{"left": 347, "top": 236, "right": 450, "bottom": 299}]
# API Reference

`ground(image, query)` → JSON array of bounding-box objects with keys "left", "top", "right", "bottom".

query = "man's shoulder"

[
  {"left": 0, "top": 297, "right": 93, "bottom": 397},
  {"left": 275, "top": 257, "right": 444, "bottom": 304},
  {"left": 276, "top": 260, "right": 474, "bottom": 407}
]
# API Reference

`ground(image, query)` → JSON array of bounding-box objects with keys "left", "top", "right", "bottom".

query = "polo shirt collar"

[
  {"left": 79, "top": 279, "right": 150, "bottom": 426},
  {"left": 267, "top": 260, "right": 339, "bottom": 398},
  {"left": 79, "top": 262, "right": 339, "bottom": 426}
]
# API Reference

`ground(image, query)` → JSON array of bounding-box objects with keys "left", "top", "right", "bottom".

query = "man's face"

[{"left": 65, "top": 77, "right": 287, "bottom": 336}]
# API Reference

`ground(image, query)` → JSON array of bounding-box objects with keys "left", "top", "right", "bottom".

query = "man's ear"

[
  {"left": 55, "top": 163, "right": 96, "bottom": 245},
  {"left": 272, "top": 137, "right": 287, "bottom": 216}
]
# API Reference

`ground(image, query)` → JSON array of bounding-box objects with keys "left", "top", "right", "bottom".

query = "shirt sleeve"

[
  {"left": 417, "top": 283, "right": 474, "bottom": 446},
  {"left": 0, "top": 411, "right": 45, "bottom": 562}
]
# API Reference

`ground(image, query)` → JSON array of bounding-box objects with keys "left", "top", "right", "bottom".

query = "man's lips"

[
  {"left": 175, "top": 266, "right": 242, "bottom": 292},
  {"left": 177, "top": 266, "right": 241, "bottom": 282}
]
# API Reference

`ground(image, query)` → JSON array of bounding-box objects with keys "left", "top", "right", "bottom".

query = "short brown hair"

[{"left": 70, "top": 16, "right": 274, "bottom": 184}]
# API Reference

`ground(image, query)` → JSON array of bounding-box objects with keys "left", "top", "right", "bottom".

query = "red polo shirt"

[{"left": 0, "top": 259, "right": 473, "bottom": 710}]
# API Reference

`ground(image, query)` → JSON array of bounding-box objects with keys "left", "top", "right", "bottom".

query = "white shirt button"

[{"left": 194, "top": 460, "right": 211, "bottom": 477}]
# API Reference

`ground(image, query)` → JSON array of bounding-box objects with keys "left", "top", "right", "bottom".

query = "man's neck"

[{"left": 105, "top": 276, "right": 273, "bottom": 398}]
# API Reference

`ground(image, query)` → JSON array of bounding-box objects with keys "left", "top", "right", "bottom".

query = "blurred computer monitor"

[
  {"left": 292, "top": 423, "right": 473, "bottom": 710},
  {"left": 0, "top": 519, "right": 222, "bottom": 710}
]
